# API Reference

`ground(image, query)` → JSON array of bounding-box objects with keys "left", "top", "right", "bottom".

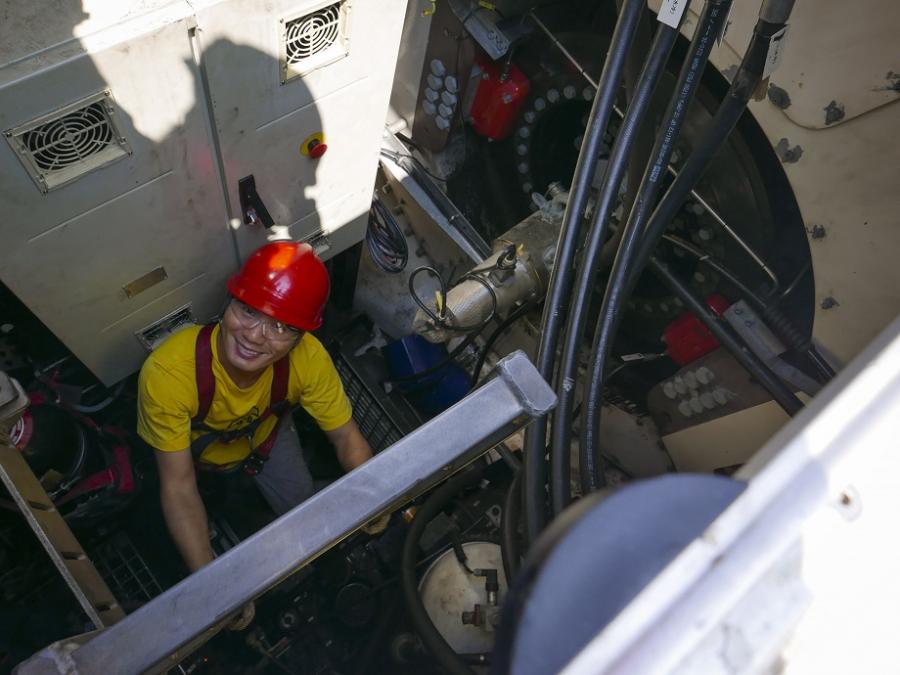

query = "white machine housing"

[{"left": 0, "top": 0, "right": 406, "bottom": 384}]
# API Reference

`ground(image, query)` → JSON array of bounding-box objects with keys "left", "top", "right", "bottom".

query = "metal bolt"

[{"left": 836, "top": 485, "right": 862, "bottom": 521}]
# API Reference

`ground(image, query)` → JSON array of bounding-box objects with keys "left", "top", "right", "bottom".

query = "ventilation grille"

[
  {"left": 136, "top": 304, "right": 196, "bottom": 351},
  {"left": 23, "top": 102, "right": 113, "bottom": 171},
  {"left": 280, "top": 1, "right": 350, "bottom": 82},
  {"left": 6, "top": 91, "right": 131, "bottom": 193},
  {"left": 286, "top": 3, "right": 341, "bottom": 62}
]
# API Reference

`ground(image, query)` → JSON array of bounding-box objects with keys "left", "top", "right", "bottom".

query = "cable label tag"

[
  {"left": 763, "top": 26, "right": 790, "bottom": 78},
  {"left": 658, "top": 0, "right": 688, "bottom": 28}
]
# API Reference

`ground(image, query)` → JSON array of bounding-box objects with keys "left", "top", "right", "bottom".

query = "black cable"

[
  {"left": 408, "top": 267, "right": 499, "bottom": 333},
  {"left": 627, "top": 10, "right": 797, "bottom": 291},
  {"left": 521, "top": 0, "right": 648, "bottom": 545},
  {"left": 401, "top": 467, "right": 485, "bottom": 675},
  {"left": 470, "top": 302, "right": 535, "bottom": 387},
  {"left": 582, "top": 0, "right": 732, "bottom": 492},
  {"left": 408, "top": 266, "right": 448, "bottom": 324},
  {"left": 662, "top": 234, "right": 768, "bottom": 309},
  {"left": 550, "top": 17, "right": 682, "bottom": 514},
  {"left": 366, "top": 197, "right": 409, "bottom": 274},
  {"left": 649, "top": 256, "right": 804, "bottom": 415},
  {"left": 382, "top": 329, "right": 482, "bottom": 385}
]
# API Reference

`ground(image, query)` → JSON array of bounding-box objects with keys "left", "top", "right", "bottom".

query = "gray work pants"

[{"left": 252, "top": 419, "right": 315, "bottom": 516}]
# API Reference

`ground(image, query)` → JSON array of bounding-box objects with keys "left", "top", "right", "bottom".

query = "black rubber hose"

[
  {"left": 383, "top": 330, "right": 483, "bottom": 386},
  {"left": 582, "top": 0, "right": 733, "bottom": 491},
  {"left": 649, "top": 256, "right": 804, "bottom": 415},
  {"left": 500, "top": 470, "right": 523, "bottom": 584},
  {"left": 605, "top": 0, "right": 656, "bottom": 269},
  {"left": 550, "top": 20, "right": 682, "bottom": 513},
  {"left": 628, "top": 13, "right": 796, "bottom": 290},
  {"left": 401, "top": 466, "right": 485, "bottom": 675},
  {"left": 521, "top": 0, "right": 648, "bottom": 545}
]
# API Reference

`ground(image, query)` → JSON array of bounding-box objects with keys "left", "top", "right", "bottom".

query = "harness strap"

[{"left": 190, "top": 324, "right": 292, "bottom": 474}]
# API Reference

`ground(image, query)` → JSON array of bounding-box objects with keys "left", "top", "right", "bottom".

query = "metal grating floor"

[
  {"left": 334, "top": 353, "right": 402, "bottom": 453},
  {"left": 91, "top": 532, "right": 162, "bottom": 607}
]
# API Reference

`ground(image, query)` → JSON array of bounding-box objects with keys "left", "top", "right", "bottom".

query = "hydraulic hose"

[
  {"left": 628, "top": 5, "right": 799, "bottom": 291},
  {"left": 500, "top": 469, "right": 523, "bottom": 583},
  {"left": 550, "top": 21, "right": 683, "bottom": 512},
  {"left": 607, "top": 0, "right": 656, "bottom": 268},
  {"left": 401, "top": 466, "right": 484, "bottom": 675},
  {"left": 649, "top": 256, "right": 804, "bottom": 415},
  {"left": 521, "top": 0, "right": 648, "bottom": 544},
  {"left": 581, "top": 0, "right": 733, "bottom": 491}
]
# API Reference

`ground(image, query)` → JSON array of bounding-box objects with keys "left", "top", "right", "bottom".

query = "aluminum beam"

[{"left": 16, "top": 350, "right": 555, "bottom": 675}]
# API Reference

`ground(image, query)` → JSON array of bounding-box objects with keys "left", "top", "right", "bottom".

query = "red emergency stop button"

[
  {"left": 308, "top": 139, "right": 327, "bottom": 158},
  {"left": 301, "top": 132, "right": 327, "bottom": 159}
]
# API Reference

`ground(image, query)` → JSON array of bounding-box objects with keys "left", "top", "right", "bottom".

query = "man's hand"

[
  {"left": 325, "top": 419, "right": 374, "bottom": 472},
  {"left": 228, "top": 601, "right": 256, "bottom": 631}
]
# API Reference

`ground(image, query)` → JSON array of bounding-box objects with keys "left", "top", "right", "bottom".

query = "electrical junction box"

[{"left": 0, "top": 0, "right": 407, "bottom": 385}]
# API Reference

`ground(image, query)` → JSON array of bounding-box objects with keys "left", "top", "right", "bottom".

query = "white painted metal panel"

[
  {"left": 193, "top": 0, "right": 407, "bottom": 260},
  {"left": 0, "top": 7, "right": 236, "bottom": 384}
]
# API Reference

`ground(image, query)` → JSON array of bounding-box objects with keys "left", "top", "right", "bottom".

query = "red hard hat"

[{"left": 227, "top": 242, "right": 330, "bottom": 330}]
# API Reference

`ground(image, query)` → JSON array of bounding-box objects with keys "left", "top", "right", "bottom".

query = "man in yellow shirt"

[{"left": 137, "top": 242, "right": 373, "bottom": 588}]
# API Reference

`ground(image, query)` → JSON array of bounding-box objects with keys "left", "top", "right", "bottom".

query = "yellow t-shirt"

[{"left": 137, "top": 324, "right": 352, "bottom": 466}]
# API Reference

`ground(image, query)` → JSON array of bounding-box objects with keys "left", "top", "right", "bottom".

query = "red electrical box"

[
  {"left": 468, "top": 58, "right": 530, "bottom": 141},
  {"left": 663, "top": 294, "right": 731, "bottom": 366}
]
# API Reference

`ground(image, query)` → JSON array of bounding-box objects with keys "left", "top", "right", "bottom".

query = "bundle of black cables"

[{"left": 366, "top": 196, "right": 408, "bottom": 274}]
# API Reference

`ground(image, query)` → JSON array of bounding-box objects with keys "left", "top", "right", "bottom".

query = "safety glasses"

[{"left": 229, "top": 301, "right": 303, "bottom": 342}]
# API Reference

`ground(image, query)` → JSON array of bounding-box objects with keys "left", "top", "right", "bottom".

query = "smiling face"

[{"left": 217, "top": 301, "right": 302, "bottom": 385}]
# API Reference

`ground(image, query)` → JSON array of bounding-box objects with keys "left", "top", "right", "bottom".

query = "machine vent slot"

[
  {"left": 136, "top": 304, "right": 197, "bottom": 351},
  {"left": 286, "top": 3, "right": 340, "bottom": 62},
  {"left": 24, "top": 102, "right": 113, "bottom": 171},
  {"left": 5, "top": 91, "right": 131, "bottom": 193},
  {"left": 280, "top": 1, "right": 350, "bottom": 82}
]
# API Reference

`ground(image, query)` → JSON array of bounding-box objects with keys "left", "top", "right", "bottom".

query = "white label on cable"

[
  {"left": 657, "top": 0, "right": 688, "bottom": 28},
  {"left": 763, "top": 26, "right": 790, "bottom": 79}
]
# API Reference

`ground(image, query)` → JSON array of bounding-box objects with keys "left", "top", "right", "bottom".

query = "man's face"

[{"left": 219, "top": 300, "right": 302, "bottom": 375}]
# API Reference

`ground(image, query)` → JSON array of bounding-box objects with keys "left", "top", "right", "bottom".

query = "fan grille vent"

[
  {"left": 285, "top": 3, "right": 341, "bottom": 63},
  {"left": 6, "top": 92, "right": 130, "bottom": 192},
  {"left": 22, "top": 102, "right": 114, "bottom": 172}
]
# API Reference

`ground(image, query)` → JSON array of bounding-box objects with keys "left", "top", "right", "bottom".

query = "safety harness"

[{"left": 190, "top": 324, "right": 291, "bottom": 476}]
